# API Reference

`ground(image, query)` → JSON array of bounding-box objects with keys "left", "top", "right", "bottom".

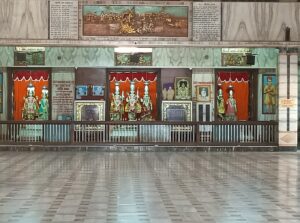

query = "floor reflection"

[{"left": 0, "top": 151, "right": 299, "bottom": 223}]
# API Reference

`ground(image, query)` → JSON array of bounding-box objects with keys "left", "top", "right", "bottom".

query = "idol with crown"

[
  {"left": 125, "top": 81, "right": 141, "bottom": 121},
  {"left": 38, "top": 86, "right": 49, "bottom": 120},
  {"left": 140, "top": 81, "right": 153, "bottom": 121},
  {"left": 110, "top": 81, "right": 125, "bottom": 121},
  {"left": 22, "top": 83, "right": 39, "bottom": 120}
]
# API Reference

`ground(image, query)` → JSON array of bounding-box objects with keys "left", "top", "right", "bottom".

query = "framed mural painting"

[
  {"left": 196, "top": 85, "right": 210, "bottom": 102},
  {"left": 174, "top": 77, "right": 192, "bottom": 100},
  {"left": 82, "top": 4, "right": 189, "bottom": 38},
  {"left": 74, "top": 100, "right": 105, "bottom": 130},
  {"left": 262, "top": 74, "right": 276, "bottom": 114}
]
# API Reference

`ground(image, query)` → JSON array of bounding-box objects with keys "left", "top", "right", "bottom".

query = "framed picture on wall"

[
  {"left": 262, "top": 74, "right": 276, "bottom": 114},
  {"left": 161, "top": 101, "right": 192, "bottom": 121},
  {"left": 76, "top": 85, "right": 88, "bottom": 99},
  {"left": 92, "top": 85, "right": 105, "bottom": 96},
  {"left": 74, "top": 100, "right": 105, "bottom": 130},
  {"left": 174, "top": 77, "right": 192, "bottom": 100},
  {"left": 196, "top": 85, "right": 210, "bottom": 102}
]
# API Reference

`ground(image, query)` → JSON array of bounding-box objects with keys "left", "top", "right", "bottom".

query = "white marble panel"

[
  {"left": 0, "top": 0, "right": 48, "bottom": 39},
  {"left": 279, "top": 132, "right": 297, "bottom": 146},
  {"left": 223, "top": 3, "right": 300, "bottom": 41}
]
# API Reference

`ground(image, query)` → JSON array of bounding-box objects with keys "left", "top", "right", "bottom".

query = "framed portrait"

[
  {"left": 74, "top": 100, "right": 105, "bottom": 130},
  {"left": 262, "top": 74, "right": 276, "bottom": 114},
  {"left": 161, "top": 101, "right": 192, "bottom": 121},
  {"left": 92, "top": 85, "right": 105, "bottom": 96},
  {"left": 196, "top": 85, "right": 211, "bottom": 102},
  {"left": 76, "top": 85, "right": 88, "bottom": 99},
  {"left": 175, "top": 77, "right": 192, "bottom": 100}
]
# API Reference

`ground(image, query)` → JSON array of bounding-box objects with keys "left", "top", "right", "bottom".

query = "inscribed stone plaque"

[
  {"left": 193, "top": 2, "right": 221, "bottom": 41},
  {"left": 50, "top": 0, "right": 78, "bottom": 39},
  {"left": 52, "top": 72, "right": 75, "bottom": 120}
]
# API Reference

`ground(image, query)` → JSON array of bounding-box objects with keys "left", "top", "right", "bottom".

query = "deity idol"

[
  {"left": 38, "top": 86, "right": 49, "bottom": 120},
  {"left": 140, "top": 81, "right": 153, "bottom": 121},
  {"left": 110, "top": 81, "right": 124, "bottom": 121},
  {"left": 125, "top": 81, "right": 141, "bottom": 121},
  {"left": 225, "top": 89, "right": 237, "bottom": 121},
  {"left": 217, "top": 88, "right": 225, "bottom": 120},
  {"left": 22, "top": 83, "right": 39, "bottom": 120}
]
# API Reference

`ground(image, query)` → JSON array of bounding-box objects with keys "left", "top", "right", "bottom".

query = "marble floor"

[{"left": 0, "top": 151, "right": 299, "bottom": 223}]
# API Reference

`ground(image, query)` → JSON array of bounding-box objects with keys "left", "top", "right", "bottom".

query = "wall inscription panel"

[
  {"left": 52, "top": 70, "right": 75, "bottom": 120},
  {"left": 193, "top": 2, "right": 221, "bottom": 41},
  {"left": 50, "top": 0, "right": 78, "bottom": 39}
]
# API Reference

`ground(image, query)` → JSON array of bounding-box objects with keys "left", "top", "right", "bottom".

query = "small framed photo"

[
  {"left": 196, "top": 85, "right": 211, "bottom": 102},
  {"left": 92, "top": 85, "right": 105, "bottom": 96},
  {"left": 175, "top": 77, "right": 192, "bottom": 100},
  {"left": 76, "top": 85, "right": 88, "bottom": 99}
]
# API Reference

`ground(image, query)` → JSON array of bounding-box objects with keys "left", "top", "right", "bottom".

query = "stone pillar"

[{"left": 278, "top": 50, "right": 298, "bottom": 150}]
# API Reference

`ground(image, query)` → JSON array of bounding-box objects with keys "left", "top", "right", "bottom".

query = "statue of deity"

[
  {"left": 22, "top": 83, "right": 39, "bottom": 120},
  {"left": 140, "top": 81, "right": 153, "bottom": 121},
  {"left": 38, "top": 86, "right": 49, "bottom": 120},
  {"left": 226, "top": 89, "right": 237, "bottom": 121},
  {"left": 217, "top": 88, "right": 225, "bottom": 120},
  {"left": 125, "top": 81, "right": 141, "bottom": 121},
  {"left": 166, "top": 86, "right": 174, "bottom": 100},
  {"left": 110, "top": 81, "right": 124, "bottom": 121}
]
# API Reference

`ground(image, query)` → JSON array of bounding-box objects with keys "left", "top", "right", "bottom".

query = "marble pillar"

[{"left": 278, "top": 51, "right": 298, "bottom": 150}]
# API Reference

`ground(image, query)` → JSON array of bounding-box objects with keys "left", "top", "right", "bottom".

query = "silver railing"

[{"left": 0, "top": 121, "right": 278, "bottom": 146}]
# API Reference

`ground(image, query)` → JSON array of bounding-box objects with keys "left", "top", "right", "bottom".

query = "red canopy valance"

[
  {"left": 109, "top": 72, "right": 157, "bottom": 82},
  {"left": 13, "top": 70, "right": 49, "bottom": 81},
  {"left": 218, "top": 71, "right": 249, "bottom": 82}
]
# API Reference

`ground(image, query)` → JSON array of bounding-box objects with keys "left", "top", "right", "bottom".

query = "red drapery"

[
  {"left": 217, "top": 71, "right": 249, "bottom": 121},
  {"left": 13, "top": 70, "right": 49, "bottom": 81},
  {"left": 13, "top": 70, "right": 49, "bottom": 120},
  {"left": 109, "top": 72, "right": 157, "bottom": 120}
]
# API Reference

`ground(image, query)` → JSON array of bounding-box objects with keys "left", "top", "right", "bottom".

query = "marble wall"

[
  {"left": 0, "top": 46, "right": 278, "bottom": 68},
  {"left": 0, "top": 0, "right": 48, "bottom": 39},
  {"left": 223, "top": 3, "right": 300, "bottom": 41},
  {"left": 278, "top": 53, "right": 298, "bottom": 148},
  {"left": 45, "top": 47, "right": 114, "bottom": 67}
]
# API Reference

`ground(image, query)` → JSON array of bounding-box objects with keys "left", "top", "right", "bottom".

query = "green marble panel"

[
  {"left": 252, "top": 48, "right": 278, "bottom": 68},
  {"left": 0, "top": 47, "right": 14, "bottom": 66},
  {"left": 0, "top": 46, "right": 278, "bottom": 68},
  {"left": 45, "top": 47, "right": 114, "bottom": 67},
  {"left": 153, "top": 48, "right": 214, "bottom": 67}
]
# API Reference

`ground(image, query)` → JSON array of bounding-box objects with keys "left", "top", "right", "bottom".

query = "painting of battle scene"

[{"left": 83, "top": 5, "right": 188, "bottom": 37}]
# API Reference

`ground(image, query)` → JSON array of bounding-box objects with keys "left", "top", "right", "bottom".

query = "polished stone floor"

[{"left": 0, "top": 151, "right": 299, "bottom": 223}]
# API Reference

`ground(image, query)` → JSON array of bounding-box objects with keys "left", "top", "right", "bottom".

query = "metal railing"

[{"left": 0, "top": 121, "right": 278, "bottom": 146}]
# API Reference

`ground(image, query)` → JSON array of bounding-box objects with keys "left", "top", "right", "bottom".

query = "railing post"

[
  {"left": 137, "top": 123, "right": 140, "bottom": 143},
  {"left": 69, "top": 122, "right": 74, "bottom": 145},
  {"left": 195, "top": 123, "right": 200, "bottom": 144}
]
